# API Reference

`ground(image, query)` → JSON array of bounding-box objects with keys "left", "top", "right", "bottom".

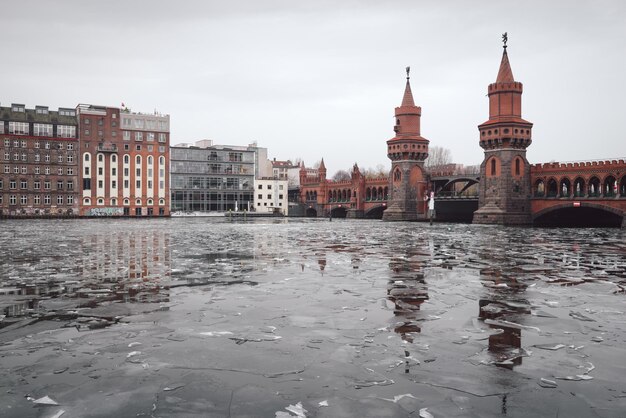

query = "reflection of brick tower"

[
  {"left": 473, "top": 35, "right": 533, "bottom": 225},
  {"left": 383, "top": 68, "right": 430, "bottom": 221}
]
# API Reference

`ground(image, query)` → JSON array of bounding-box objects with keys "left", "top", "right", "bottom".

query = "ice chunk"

[
  {"left": 419, "top": 407, "right": 434, "bottom": 418},
  {"left": 276, "top": 402, "right": 308, "bottom": 417},
  {"left": 538, "top": 378, "right": 557, "bottom": 388},
  {"left": 199, "top": 331, "right": 234, "bottom": 337},
  {"left": 533, "top": 343, "right": 565, "bottom": 350},
  {"left": 318, "top": 400, "right": 328, "bottom": 407},
  {"left": 382, "top": 393, "right": 417, "bottom": 403},
  {"left": 591, "top": 336, "right": 603, "bottom": 342},
  {"left": 126, "top": 351, "right": 141, "bottom": 358},
  {"left": 33, "top": 395, "right": 59, "bottom": 406},
  {"left": 569, "top": 311, "right": 595, "bottom": 322}
]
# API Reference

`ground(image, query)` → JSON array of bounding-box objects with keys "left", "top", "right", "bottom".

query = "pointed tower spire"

[
  {"left": 401, "top": 66, "right": 415, "bottom": 106},
  {"left": 496, "top": 49, "right": 515, "bottom": 83}
]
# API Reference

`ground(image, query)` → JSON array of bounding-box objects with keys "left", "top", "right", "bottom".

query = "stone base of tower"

[
  {"left": 472, "top": 203, "right": 532, "bottom": 225},
  {"left": 347, "top": 209, "right": 364, "bottom": 219},
  {"left": 382, "top": 205, "right": 419, "bottom": 222}
]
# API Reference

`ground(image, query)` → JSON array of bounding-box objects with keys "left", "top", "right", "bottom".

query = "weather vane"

[
  {"left": 502, "top": 32, "right": 508, "bottom": 49},
  {"left": 406, "top": 66, "right": 410, "bottom": 79}
]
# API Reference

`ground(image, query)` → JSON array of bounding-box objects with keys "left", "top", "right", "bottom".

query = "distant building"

[
  {"left": 77, "top": 104, "right": 170, "bottom": 217},
  {"left": 170, "top": 140, "right": 268, "bottom": 212},
  {"left": 254, "top": 177, "right": 288, "bottom": 215},
  {"left": 0, "top": 103, "right": 79, "bottom": 217}
]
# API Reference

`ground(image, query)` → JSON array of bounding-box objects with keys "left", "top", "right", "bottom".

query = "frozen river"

[{"left": 1, "top": 218, "right": 626, "bottom": 417}]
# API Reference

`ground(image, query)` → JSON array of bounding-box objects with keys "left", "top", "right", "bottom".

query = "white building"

[{"left": 254, "top": 177, "right": 288, "bottom": 215}]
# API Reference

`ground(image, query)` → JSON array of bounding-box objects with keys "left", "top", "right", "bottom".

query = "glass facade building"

[{"left": 170, "top": 145, "right": 256, "bottom": 212}]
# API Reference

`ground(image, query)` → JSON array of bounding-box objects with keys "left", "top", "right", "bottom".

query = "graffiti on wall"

[{"left": 88, "top": 207, "right": 124, "bottom": 217}]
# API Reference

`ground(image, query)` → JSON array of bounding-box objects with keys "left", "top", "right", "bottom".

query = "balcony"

[{"left": 97, "top": 143, "right": 118, "bottom": 152}]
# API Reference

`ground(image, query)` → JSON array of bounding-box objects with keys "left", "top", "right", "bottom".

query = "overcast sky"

[{"left": 2, "top": 0, "right": 625, "bottom": 175}]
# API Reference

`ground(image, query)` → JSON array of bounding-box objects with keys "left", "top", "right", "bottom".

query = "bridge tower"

[
  {"left": 382, "top": 68, "right": 430, "bottom": 221},
  {"left": 473, "top": 36, "right": 533, "bottom": 225}
]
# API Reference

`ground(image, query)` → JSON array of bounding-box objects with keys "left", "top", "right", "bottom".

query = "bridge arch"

[
  {"left": 573, "top": 177, "right": 585, "bottom": 197},
  {"left": 533, "top": 202, "right": 624, "bottom": 227},
  {"left": 589, "top": 176, "right": 601, "bottom": 197},
  {"left": 559, "top": 177, "right": 571, "bottom": 198},
  {"left": 620, "top": 175, "right": 626, "bottom": 197},
  {"left": 305, "top": 207, "right": 318, "bottom": 217},
  {"left": 603, "top": 175, "right": 617, "bottom": 197},
  {"left": 534, "top": 179, "right": 545, "bottom": 197},
  {"left": 365, "top": 205, "right": 386, "bottom": 219},
  {"left": 330, "top": 206, "right": 348, "bottom": 218},
  {"left": 547, "top": 178, "right": 558, "bottom": 197}
]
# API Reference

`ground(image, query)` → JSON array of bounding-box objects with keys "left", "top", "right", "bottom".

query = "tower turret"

[
  {"left": 473, "top": 34, "right": 533, "bottom": 225},
  {"left": 383, "top": 67, "right": 430, "bottom": 221}
]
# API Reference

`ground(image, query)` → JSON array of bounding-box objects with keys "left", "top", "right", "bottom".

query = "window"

[
  {"left": 21, "top": 166, "right": 27, "bottom": 174},
  {"left": 0, "top": 179, "right": 2, "bottom": 189},
  {"left": 267, "top": 194, "right": 271, "bottom": 199},
  {"left": 98, "top": 167, "right": 103, "bottom": 176},
  {"left": 147, "top": 145, "right": 153, "bottom": 152},
  {"left": 9, "top": 121, "right": 29, "bottom": 135},
  {"left": 136, "top": 156, "right": 141, "bottom": 164},
  {"left": 13, "top": 140, "right": 19, "bottom": 147},
  {"left": 67, "top": 155, "right": 74, "bottom": 163},
  {"left": 158, "top": 133, "right": 166, "bottom": 143},
  {"left": 44, "top": 195, "right": 51, "bottom": 205},
  {"left": 135, "top": 132, "right": 143, "bottom": 141},
  {"left": 35, "top": 106, "right": 49, "bottom": 115},
  {"left": 123, "top": 131, "right": 130, "bottom": 141},
  {"left": 136, "top": 180, "right": 141, "bottom": 188},
  {"left": 112, "top": 167, "right": 117, "bottom": 175},
  {"left": 34, "top": 181, "right": 41, "bottom": 190},
  {"left": 57, "top": 180, "right": 63, "bottom": 190},
  {"left": 85, "top": 129, "right": 90, "bottom": 136},
  {"left": 58, "top": 109, "right": 75, "bottom": 117},
  {"left": 98, "top": 180, "right": 103, "bottom": 188},
  {"left": 44, "top": 181, "right": 51, "bottom": 190},
  {"left": 279, "top": 194, "right": 284, "bottom": 199},
  {"left": 9, "top": 195, "right": 17, "bottom": 205},
  {"left": 136, "top": 168, "right": 140, "bottom": 176},
  {"left": 97, "top": 119, "right": 103, "bottom": 126},
  {"left": 67, "top": 181, "right": 73, "bottom": 190},
  {"left": 34, "top": 124, "right": 53, "bottom": 136},
  {"left": 125, "top": 144, "right": 130, "bottom": 150},
  {"left": 34, "top": 166, "right": 40, "bottom": 174},
  {"left": 98, "top": 154, "right": 103, "bottom": 162},
  {"left": 136, "top": 145, "right": 141, "bottom": 151},
  {"left": 13, "top": 153, "right": 19, "bottom": 161},
  {"left": 158, "top": 146, "right": 165, "bottom": 153},
  {"left": 279, "top": 185, "right": 284, "bottom": 190},
  {"left": 45, "top": 142, "right": 50, "bottom": 150},
  {"left": 13, "top": 166, "right": 19, "bottom": 173},
  {"left": 34, "top": 195, "right": 40, "bottom": 204},
  {"left": 20, "top": 180, "right": 27, "bottom": 189},
  {"left": 4, "top": 139, "right": 10, "bottom": 147},
  {"left": 67, "top": 168, "right": 74, "bottom": 175},
  {"left": 3, "top": 152, "right": 9, "bottom": 160},
  {"left": 67, "top": 143, "right": 74, "bottom": 151},
  {"left": 267, "top": 185, "right": 272, "bottom": 190},
  {"left": 84, "top": 118, "right": 91, "bottom": 125},
  {"left": 57, "top": 125, "right": 76, "bottom": 138},
  {"left": 35, "top": 154, "right": 40, "bottom": 162},
  {"left": 44, "top": 154, "right": 50, "bottom": 162},
  {"left": 258, "top": 184, "right": 262, "bottom": 190},
  {"left": 124, "top": 168, "right": 129, "bottom": 176},
  {"left": 21, "top": 153, "right": 27, "bottom": 162},
  {"left": 21, "top": 140, "right": 27, "bottom": 148},
  {"left": 490, "top": 158, "right": 496, "bottom": 176},
  {"left": 44, "top": 167, "right": 50, "bottom": 175},
  {"left": 147, "top": 132, "right": 155, "bottom": 142},
  {"left": 83, "top": 178, "right": 91, "bottom": 190},
  {"left": 57, "top": 155, "right": 63, "bottom": 163},
  {"left": 133, "top": 119, "right": 144, "bottom": 129},
  {"left": 57, "top": 168, "right": 63, "bottom": 175},
  {"left": 34, "top": 141, "right": 40, "bottom": 149},
  {"left": 9, "top": 180, "right": 16, "bottom": 189},
  {"left": 3, "top": 166, "right": 9, "bottom": 174},
  {"left": 67, "top": 196, "right": 74, "bottom": 204},
  {"left": 147, "top": 180, "right": 152, "bottom": 189},
  {"left": 112, "top": 180, "right": 117, "bottom": 189},
  {"left": 21, "top": 195, "right": 29, "bottom": 205},
  {"left": 57, "top": 195, "right": 63, "bottom": 205},
  {"left": 258, "top": 194, "right": 262, "bottom": 199},
  {"left": 124, "top": 180, "right": 129, "bottom": 188}
]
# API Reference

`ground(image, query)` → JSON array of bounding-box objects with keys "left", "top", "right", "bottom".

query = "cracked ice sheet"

[{"left": 1, "top": 219, "right": 626, "bottom": 416}]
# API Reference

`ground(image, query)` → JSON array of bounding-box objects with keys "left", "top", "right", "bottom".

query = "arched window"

[
  {"left": 547, "top": 179, "right": 558, "bottom": 197},
  {"left": 136, "top": 155, "right": 141, "bottom": 164},
  {"left": 384, "top": 187, "right": 388, "bottom": 200},
  {"left": 588, "top": 177, "right": 600, "bottom": 197},
  {"left": 83, "top": 197, "right": 91, "bottom": 205},
  {"left": 603, "top": 175, "right": 617, "bottom": 197},
  {"left": 366, "top": 188, "right": 371, "bottom": 200},
  {"left": 147, "top": 198, "right": 154, "bottom": 205},
  {"left": 124, "top": 155, "right": 130, "bottom": 164},
  {"left": 490, "top": 158, "right": 497, "bottom": 176},
  {"left": 148, "top": 156, "right": 153, "bottom": 165},
  {"left": 111, "top": 198, "right": 117, "bottom": 205},
  {"left": 111, "top": 154, "right": 117, "bottom": 163},
  {"left": 378, "top": 187, "right": 383, "bottom": 200},
  {"left": 515, "top": 158, "right": 521, "bottom": 176},
  {"left": 393, "top": 169, "right": 401, "bottom": 181},
  {"left": 559, "top": 178, "right": 571, "bottom": 198},
  {"left": 573, "top": 177, "right": 585, "bottom": 197},
  {"left": 159, "top": 156, "right": 165, "bottom": 165},
  {"left": 83, "top": 153, "right": 90, "bottom": 162},
  {"left": 135, "top": 198, "right": 141, "bottom": 205},
  {"left": 159, "top": 198, "right": 165, "bottom": 205},
  {"left": 534, "top": 180, "right": 545, "bottom": 197},
  {"left": 123, "top": 198, "right": 130, "bottom": 206}
]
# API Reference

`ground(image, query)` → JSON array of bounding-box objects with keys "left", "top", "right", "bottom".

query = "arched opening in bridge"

[
  {"left": 366, "top": 187, "right": 371, "bottom": 201},
  {"left": 534, "top": 206, "right": 623, "bottom": 228},
  {"left": 589, "top": 177, "right": 600, "bottom": 197},
  {"left": 573, "top": 177, "right": 585, "bottom": 197},
  {"left": 372, "top": 187, "right": 378, "bottom": 200},
  {"left": 384, "top": 187, "right": 388, "bottom": 200},
  {"left": 604, "top": 176, "right": 617, "bottom": 197},
  {"left": 534, "top": 179, "right": 545, "bottom": 197},
  {"left": 330, "top": 207, "right": 348, "bottom": 218},
  {"left": 365, "top": 206, "right": 386, "bottom": 219},
  {"left": 547, "top": 179, "right": 558, "bottom": 197},
  {"left": 559, "top": 178, "right": 571, "bottom": 198},
  {"left": 620, "top": 175, "right": 626, "bottom": 197},
  {"left": 305, "top": 208, "right": 317, "bottom": 217}
]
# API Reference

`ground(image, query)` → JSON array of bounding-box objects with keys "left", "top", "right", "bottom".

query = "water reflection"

[{"left": 388, "top": 256, "right": 429, "bottom": 342}]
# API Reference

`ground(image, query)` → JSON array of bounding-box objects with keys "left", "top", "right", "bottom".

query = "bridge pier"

[{"left": 347, "top": 209, "right": 364, "bottom": 219}]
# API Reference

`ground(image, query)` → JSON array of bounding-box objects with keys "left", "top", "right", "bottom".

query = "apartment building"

[
  {"left": 77, "top": 104, "right": 170, "bottom": 216},
  {"left": 254, "top": 177, "right": 289, "bottom": 215},
  {"left": 0, "top": 103, "right": 79, "bottom": 217}
]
